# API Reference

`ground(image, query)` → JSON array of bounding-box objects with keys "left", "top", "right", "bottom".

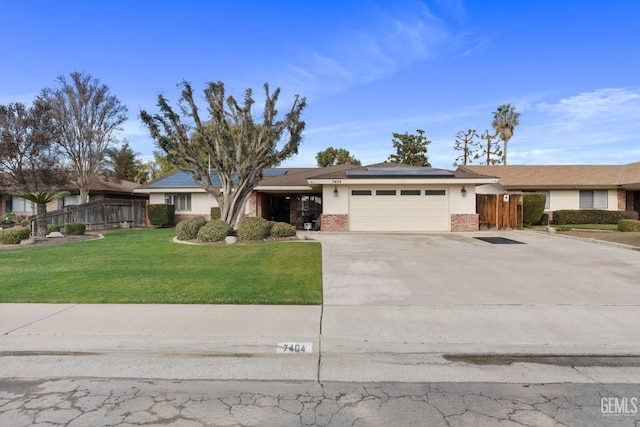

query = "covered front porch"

[{"left": 249, "top": 191, "right": 323, "bottom": 230}]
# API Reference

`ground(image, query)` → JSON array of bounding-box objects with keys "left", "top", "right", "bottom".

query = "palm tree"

[
  {"left": 15, "top": 191, "right": 68, "bottom": 238},
  {"left": 491, "top": 104, "right": 520, "bottom": 165}
]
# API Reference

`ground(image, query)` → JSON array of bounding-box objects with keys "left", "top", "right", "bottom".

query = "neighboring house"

[
  {"left": 0, "top": 175, "right": 148, "bottom": 220},
  {"left": 462, "top": 163, "right": 640, "bottom": 218},
  {"left": 134, "top": 162, "right": 496, "bottom": 232}
]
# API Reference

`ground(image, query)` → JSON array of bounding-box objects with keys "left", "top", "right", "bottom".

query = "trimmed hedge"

[
  {"left": 47, "top": 224, "right": 61, "bottom": 234},
  {"left": 65, "top": 223, "right": 86, "bottom": 235},
  {"left": 175, "top": 216, "right": 207, "bottom": 240},
  {"left": 210, "top": 207, "right": 221, "bottom": 220},
  {"left": 553, "top": 210, "right": 639, "bottom": 225},
  {"left": 0, "top": 226, "right": 31, "bottom": 244},
  {"left": 147, "top": 204, "right": 175, "bottom": 227},
  {"left": 523, "top": 193, "right": 546, "bottom": 226},
  {"left": 270, "top": 222, "right": 297, "bottom": 237},
  {"left": 618, "top": 219, "right": 640, "bottom": 232},
  {"left": 237, "top": 217, "right": 273, "bottom": 241},
  {"left": 197, "top": 219, "right": 233, "bottom": 242}
]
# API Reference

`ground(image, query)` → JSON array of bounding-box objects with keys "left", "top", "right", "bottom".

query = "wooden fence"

[
  {"left": 476, "top": 193, "right": 523, "bottom": 230},
  {"left": 42, "top": 199, "right": 147, "bottom": 231}
]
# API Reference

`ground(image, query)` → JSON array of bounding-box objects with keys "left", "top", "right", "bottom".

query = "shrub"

[
  {"left": 175, "top": 216, "right": 207, "bottom": 240},
  {"left": 237, "top": 217, "right": 273, "bottom": 241},
  {"left": 65, "top": 223, "right": 86, "bottom": 235},
  {"left": 0, "top": 215, "right": 16, "bottom": 228},
  {"left": 210, "top": 207, "right": 221, "bottom": 220},
  {"left": 0, "top": 226, "right": 31, "bottom": 244},
  {"left": 552, "top": 210, "right": 639, "bottom": 225},
  {"left": 147, "top": 204, "right": 175, "bottom": 227},
  {"left": 618, "top": 219, "right": 640, "bottom": 232},
  {"left": 196, "top": 219, "right": 233, "bottom": 242},
  {"left": 47, "top": 224, "right": 61, "bottom": 234},
  {"left": 270, "top": 222, "right": 297, "bottom": 237},
  {"left": 522, "top": 193, "right": 546, "bottom": 226}
]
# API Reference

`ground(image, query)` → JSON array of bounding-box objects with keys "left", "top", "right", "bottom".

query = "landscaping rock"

[
  {"left": 20, "top": 239, "right": 35, "bottom": 245},
  {"left": 46, "top": 231, "right": 65, "bottom": 238},
  {"left": 225, "top": 236, "right": 238, "bottom": 244}
]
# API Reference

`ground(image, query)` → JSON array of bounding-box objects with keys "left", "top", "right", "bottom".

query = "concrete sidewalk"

[{"left": 3, "top": 302, "right": 640, "bottom": 383}]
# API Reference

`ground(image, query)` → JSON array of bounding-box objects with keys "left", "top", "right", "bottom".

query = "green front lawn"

[{"left": 0, "top": 228, "right": 322, "bottom": 304}]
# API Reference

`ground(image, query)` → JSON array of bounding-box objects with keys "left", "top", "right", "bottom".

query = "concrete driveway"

[
  {"left": 318, "top": 231, "right": 640, "bottom": 306},
  {"left": 315, "top": 231, "right": 640, "bottom": 380}
]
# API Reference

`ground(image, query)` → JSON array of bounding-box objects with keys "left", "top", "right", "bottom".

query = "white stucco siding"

[
  {"left": 548, "top": 190, "right": 618, "bottom": 211},
  {"left": 149, "top": 192, "right": 217, "bottom": 215},
  {"left": 322, "top": 185, "right": 349, "bottom": 214},
  {"left": 449, "top": 185, "right": 477, "bottom": 214}
]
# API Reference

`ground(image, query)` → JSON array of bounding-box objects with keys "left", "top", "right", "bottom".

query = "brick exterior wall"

[
  {"left": 618, "top": 189, "right": 627, "bottom": 211},
  {"left": 246, "top": 192, "right": 257, "bottom": 217},
  {"left": 320, "top": 214, "right": 348, "bottom": 232},
  {"left": 289, "top": 197, "right": 300, "bottom": 228},
  {"left": 450, "top": 213, "right": 479, "bottom": 232},
  {"left": 628, "top": 191, "right": 635, "bottom": 211}
]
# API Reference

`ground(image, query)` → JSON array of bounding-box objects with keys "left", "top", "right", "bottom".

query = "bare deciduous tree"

[
  {"left": 0, "top": 101, "right": 68, "bottom": 237},
  {"left": 38, "top": 72, "right": 127, "bottom": 203}
]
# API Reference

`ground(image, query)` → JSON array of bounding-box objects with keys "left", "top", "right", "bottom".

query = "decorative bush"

[
  {"left": 210, "top": 207, "right": 221, "bottom": 220},
  {"left": 65, "top": 223, "right": 86, "bottom": 235},
  {"left": 0, "top": 216, "right": 16, "bottom": 228},
  {"left": 552, "top": 210, "right": 639, "bottom": 225},
  {"left": 522, "top": 193, "right": 546, "bottom": 226},
  {"left": 237, "top": 217, "right": 273, "bottom": 241},
  {"left": 270, "top": 222, "right": 297, "bottom": 237},
  {"left": 0, "top": 226, "right": 31, "bottom": 244},
  {"left": 618, "top": 219, "right": 640, "bottom": 232},
  {"left": 147, "top": 204, "right": 175, "bottom": 227},
  {"left": 197, "top": 219, "right": 233, "bottom": 242},
  {"left": 175, "top": 216, "right": 207, "bottom": 240},
  {"left": 47, "top": 224, "right": 61, "bottom": 233}
]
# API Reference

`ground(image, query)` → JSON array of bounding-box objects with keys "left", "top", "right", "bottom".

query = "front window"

[
  {"left": 579, "top": 190, "right": 607, "bottom": 209},
  {"left": 9, "top": 197, "right": 34, "bottom": 213},
  {"left": 165, "top": 194, "right": 191, "bottom": 211},
  {"left": 296, "top": 195, "right": 321, "bottom": 225}
]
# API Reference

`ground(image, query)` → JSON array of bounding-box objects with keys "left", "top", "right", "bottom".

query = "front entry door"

[{"left": 271, "top": 196, "right": 291, "bottom": 223}]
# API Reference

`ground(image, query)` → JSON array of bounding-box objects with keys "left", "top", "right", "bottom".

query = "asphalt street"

[{"left": 2, "top": 378, "right": 640, "bottom": 426}]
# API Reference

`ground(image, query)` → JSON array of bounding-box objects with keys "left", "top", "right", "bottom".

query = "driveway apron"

[{"left": 316, "top": 231, "right": 640, "bottom": 380}]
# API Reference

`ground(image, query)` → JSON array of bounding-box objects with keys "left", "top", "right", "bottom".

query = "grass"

[
  {"left": 0, "top": 228, "right": 322, "bottom": 304},
  {"left": 555, "top": 224, "right": 619, "bottom": 231}
]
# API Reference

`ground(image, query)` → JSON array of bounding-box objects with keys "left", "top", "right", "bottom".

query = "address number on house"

[{"left": 277, "top": 342, "right": 312, "bottom": 354}]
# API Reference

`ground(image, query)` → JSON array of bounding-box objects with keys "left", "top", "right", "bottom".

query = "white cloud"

[
  {"left": 505, "top": 87, "right": 640, "bottom": 164},
  {"left": 278, "top": 3, "right": 465, "bottom": 98}
]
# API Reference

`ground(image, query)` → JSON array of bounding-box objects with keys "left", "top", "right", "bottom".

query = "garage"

[{"left": 349, "top": 187, "right": 450, "bottom": 232}]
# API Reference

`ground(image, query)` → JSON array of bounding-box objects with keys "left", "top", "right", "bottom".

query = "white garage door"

[{"left": 349, "top": 188, "right": 450, "bottom": 232}]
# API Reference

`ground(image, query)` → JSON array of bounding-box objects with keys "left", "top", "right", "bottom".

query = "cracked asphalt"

[{"left": 2, "top": 378, "right": 640, "bottom": 426}]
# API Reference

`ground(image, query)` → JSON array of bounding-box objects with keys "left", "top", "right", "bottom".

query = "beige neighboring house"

[
  {"left": 461, "top": 162, "right": 640, "bottom": 219},
  {"left": 0, "top": 176, "right": 147, "bottom": 220},
  {"left": 134, "top": 162, "right": 497, "bottom": 232}
]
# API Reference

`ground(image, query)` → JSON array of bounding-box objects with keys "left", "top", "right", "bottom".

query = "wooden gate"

[{"left": 476, "top": 194, "right": 523, "bottom": 230}]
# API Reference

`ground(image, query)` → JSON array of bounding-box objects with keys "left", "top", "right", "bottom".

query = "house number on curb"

[{"left": 277, "top": 342, "right": 312, "bottom": 353}]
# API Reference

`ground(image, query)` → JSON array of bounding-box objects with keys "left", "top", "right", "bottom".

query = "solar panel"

[
  {"left": 150, "top": 168, "right": 287, "bottom": 187},
  {"left": 263, "top": 168, "right": 287, "bottom": 177},
  {"left": 346, "top": 167, "right": 455, "bottom": 178}
]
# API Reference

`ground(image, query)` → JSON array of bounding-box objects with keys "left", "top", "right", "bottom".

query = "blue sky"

[{"left": 1, "top": 0, "right": 639, "bottom": 168}]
